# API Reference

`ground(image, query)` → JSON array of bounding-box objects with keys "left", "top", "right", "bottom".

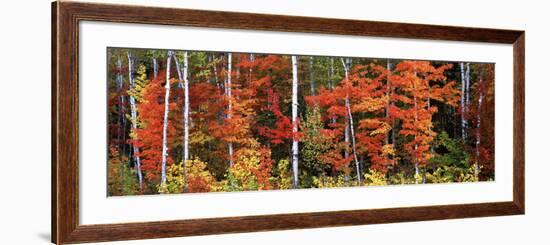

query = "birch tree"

[
  {"left": 183, "top": 52, "right": 190, "bottom": 163},
  {"left": 474, "top": 75, "right": 483, "bottom": 181},
  {"left": 341, "top": 58, "right": 361, "bottom": 184},
  {"left": 116, "top": 56, "right": 126, "bottom": 160},
  {"left": 116, "top": 55, "right": 128, "bottom": 182},
  {"left": 126, "top": 52, "right": 144, "bottom": 189},
  {"left": 413, "top": 71, "right": 420, "bottom": 184},
  {"left": 291, "top": 55, "right": 299, "bottom": 188},
  {"left": 153, "top": 57, "right": 159, "bottom": 79},
  {"left": 386, "top": 59, "right": 393, "bottom": 145},
  {"left": 173, "top": 52, "right": 190, "bottom": 162},
  {"left": 249, "top": 54, "right": 255, "bottom": 82},
  {"left": 227, "top": 53, "right": 234, "bottom": 166},
  {"left": 160, "top": 51, "right": 174, "bottom": 185},
  {"left": 329, "top": 58, "right": 336, "bottom": 125},
  {"left": 309, "top": 56, "right": 316, "bottom": 96},
  {"left": 460, "top": 62, "right": 467, "bottom": 142},
  {"left": 465, "top": 62, "right": 470, "bottom": 131},
  {"left": 173, "top": 51, "right": 190, "bottom": 192}
]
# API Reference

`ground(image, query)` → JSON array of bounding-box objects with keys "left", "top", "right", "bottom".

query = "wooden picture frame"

[{"left": 52, "top": 1, "right": 525, "bottom": 244}]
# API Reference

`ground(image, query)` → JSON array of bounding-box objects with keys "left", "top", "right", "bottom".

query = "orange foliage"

[{"left": 131, "top": 72, "right": 177, "bottom": 181}]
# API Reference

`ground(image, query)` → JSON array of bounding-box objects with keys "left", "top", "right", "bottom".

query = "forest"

[{"left": 107, "top": 48, "right": 495, "bottom": 196}]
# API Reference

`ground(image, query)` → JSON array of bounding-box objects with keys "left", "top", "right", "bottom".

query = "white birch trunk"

[
  {"left": 116, "top": 56, "right": 126, "bottom": 156},
  {"left": 173, "top": 53, "right": 190, "bottom": 162},
  {"left": 183, "top": 52, "right": 190, "bottom": 163},
  {"left": 386, "top": 60, "right": 391, "bottom": 145},
  {"left": 413, "top": 72, "right": 419, "bottom": 184},
  {"left": 460, "top": 62, "right": 467, "bottom": 142},
  {"left": 309, "top": 56, "right": 315, "bottom": 96},
  {"left": 346, "top": 99, "right": 361, "bottom": 184},
  {"left": 249, "top": 54, "right": 255, "bottom": 82},
  {"left": 465, "top": 63, "right": 471, "bottom": 131},
  {"left": 414, "top": 159, "right": 419, "bottom": 184},
  {"left": 212, "top": 55, "right": 220, "bottom": 89},
  {"left": 153, "top": 57, "right": 159, "bottom": 79},
  {"left": 475, "top": 77, "right": 483, "bottom": 181},
  {"left": 329, "top": 58, "right": 336, "bottom": 125},
  {"left": 126, "top": 52, "right": 143, "bottom": 189},
  {"left": 160, "top": 51, "right": 173, "bottom": 185},
  {"left": 172, "top": 52, "right": 190, "bottom": 192},
  {"left": 227, "top": 53, "right": 234, "bottom": 167},
  {"left": 344, "top": 122, "right": 350, "bottom": 160},
  {"left": 341, "top": 58, "right": 361, "bottom": 184},
  {"left": 330, "top": 58, "right": 334, "bottom": 90},
  {"left": 291, "top": 55, "right": 299, "bottom": 188},
  {"left": 116, "top": 56, "right": 127, "bottom": 181},
  {"left": 425, "top": 88, "right": 431, "bottom": 185}
]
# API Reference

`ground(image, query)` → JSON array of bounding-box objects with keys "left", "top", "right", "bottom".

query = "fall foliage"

[{"left": 107, "top": 48, "right": 495, "bottom": 196}]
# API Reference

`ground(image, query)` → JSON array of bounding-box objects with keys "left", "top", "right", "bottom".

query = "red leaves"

[
  {"left": 258, "top": 81, "right": 299, "bottom": 145},
  {"left": 131, "top": 72, "right": 177, "bottom": 181},
  {"left": 116, "top": 52, "right": 471, "bottom": 190},
  {"left": 318, "top": 150, "right": 354, "bottom": 171},
  {"left": 391, "top": 61, "right": 459, "bottom": 167}
]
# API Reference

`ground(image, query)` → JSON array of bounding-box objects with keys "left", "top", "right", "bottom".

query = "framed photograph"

[{"left": 52, "top": 1, "right": 524, "bottom": 244}]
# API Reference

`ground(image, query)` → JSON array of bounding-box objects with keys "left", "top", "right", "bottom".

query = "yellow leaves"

[
  {"left": 107, "top": 147, "right": 123, "bottom": 183},
  {"left": 358, "top": 118, "right": 380, "bottom": 129},
  {"left": 231, "top": 148, "right": 261, "bottom": 184},
  {"left": 381, "top": 144, "right": 396, "bottom": 157},
  {"left": 226, "top": 144, "right": 274, "bottom": 191},
  {"left": 358, "top": 119, "right": 391, "bottom": 136},
  {"left": 160, "top": 163, "right": 186, "bottom": 193},
  {"left": 128, "top": 64, "right": 149, "bottom": 103},
  {"left": 370, "top": 121, "right": 391, "bottom": 136},
  {"left": 159, "top": 158, "right": 217, "bottom": 194},
  {"left": 363, "top": 170, "right": 388, "bottom": 186},
  {"left": 353, "top": 97, "right": 387, "bottom": 113},
  {"left": 189, "top": 131, "right": 214, "bottom": 146},
  {"left": 275, "top": 159, "right": 292, "bottom": 190},
  {"left": 312, "top": 175, "right": 349, "bottom": 188}
]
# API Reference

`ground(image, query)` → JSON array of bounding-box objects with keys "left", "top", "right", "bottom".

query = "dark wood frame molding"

[{"left": 52, "top": 1, "right": 525, "bottom": 244}]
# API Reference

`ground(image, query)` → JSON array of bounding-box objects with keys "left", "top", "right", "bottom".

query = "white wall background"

[{"left": 0, "top": 0, "right": 547, "bottom": 244}]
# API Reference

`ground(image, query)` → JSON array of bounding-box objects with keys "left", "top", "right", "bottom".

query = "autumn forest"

[{"left": 107, "top": 48, "right": 495, "bottom": 196}]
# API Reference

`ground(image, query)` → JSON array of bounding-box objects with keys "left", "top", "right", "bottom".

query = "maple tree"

[
  {"left": 131, "top": 70, "right": 177, "bottom": 185},
  {"left": 107, "top": 47, "right": 495, "bottom": 196},
  {"left": 389, "top": 61, "right": 460, "bottom": 182}
]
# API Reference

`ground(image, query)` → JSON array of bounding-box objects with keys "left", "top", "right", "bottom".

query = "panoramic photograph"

[{"left": 107, "top": 47, "right": 495, "bottom": 196}]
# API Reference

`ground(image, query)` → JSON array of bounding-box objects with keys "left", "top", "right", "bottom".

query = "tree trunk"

[
  {"left": 346, "top": 99, "right": 361, "bottom": 184},
  {"left": 227, "top": 53, "right": 234, "bottom": 167},
  {"left": 460, "top": 62, "right": 467, "bottom": 143},
  {"left": 422, "top": 167, "right": 427, "bottom": 184},
  {"left": 413, "top": 72, "right": 419, "bottom": 184},
  {"left": 153, "top": 57, "right": 159, "bottom": 79},
  {"left": 212, "top": 55, "right": 221, "bottom": 89},
  {"left": 341, "top": 58, "right": 361, "bottom": 184},
  {"left": 116, "top": 55, "right": 127, "bottom": 181},
  {"left": 329, "top": 58, "right": 336, "bottom": 125},
  {"left": 249, "top": 54, "right": 255, "bottom": 82},
  {"left": 329, "top": 58, "right": 334, "bottom": 90},
  {"left": 475, "top": 77, "right": 483, "bottom": 181},
  {"left": 160, "top": 51, "right": 173, "bottom": 185},
  {"left": 183, "top": 52, "right": 190, "bottom": 163},
  {"left": 465, "top": 62, "right": 470, "bottom": 130},
  {"left": 127, "top": 52, "right": 143, "bottom": 190},
  {"left": 173, "top": 52, "right": 190, "bottom": 192},
  {"left": 386, "top": 59, "right": 392, "bottom": 145},
  {"left": 173, "top": 53, "right": 190, "bottom": 162},
  {"left": 291, "top": 55, "right": 300, "bottom": 188},
  {"left": 309, "top": 56, "right": 315, "bottom": 96}
]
